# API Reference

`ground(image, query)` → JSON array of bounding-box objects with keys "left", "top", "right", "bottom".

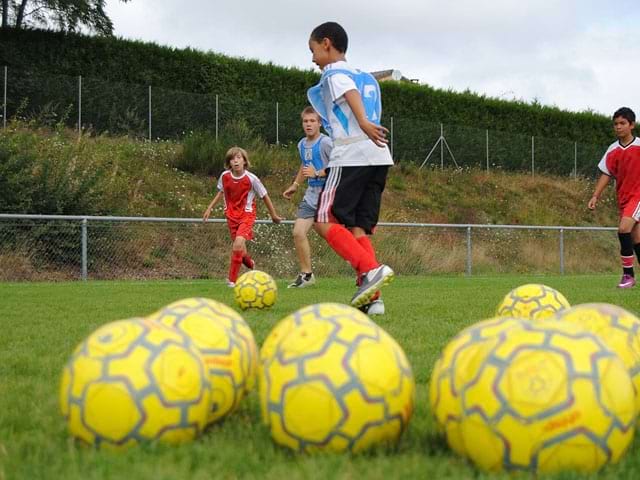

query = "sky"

[{"left": 106, "top": 0, "right": 638, "bottom": 116}]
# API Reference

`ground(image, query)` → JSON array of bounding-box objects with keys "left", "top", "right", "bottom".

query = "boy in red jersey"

[
  {"left": 203, "top": 146, "right": 282, "bottom": 286},
  {"left": 588, "top": 107, "right": 640, "bottom": 288}
]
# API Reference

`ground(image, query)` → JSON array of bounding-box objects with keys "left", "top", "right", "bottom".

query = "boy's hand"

[
  {"left": 283, "top": 185, "right": 297, "bottom": 200},
  {"left": 271, "top": 214, "right": 283, "bottom": 224},
  {"left": 588, "top": 196, "right": 598, "bottom": 210},
  {"left": 361, "top": 121, "right": 389, "bottom": 148},
  {"left": 302, "top": 165, "right": 316, "bottom": 178},
  {"left": 202, "top": 208, "right": 212, "bottom": 222}
]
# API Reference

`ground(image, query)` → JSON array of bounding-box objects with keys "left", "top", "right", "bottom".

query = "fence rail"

[
  {"left": 0, "top": 66, "right": 608, "bottom": 176},
  {"left": 0, "top": 214, "right": 619, "bottom": 283}
]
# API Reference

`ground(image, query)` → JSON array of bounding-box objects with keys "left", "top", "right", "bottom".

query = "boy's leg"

[
  {"left": 633, "top": 222, "right": 640, "bottom": 266},
  {"left": 228, "top": 236, "right": 247, "bottom": 285},
  {"left": 618, "top": 216, "right": 637, "bottom": 288},
  {"left": 315, "top": 167, "right": 378, "bottom": 274},
  {"left": 354, "top": 231, "right": 382, "bottom": 305},
  {"left": 293, "top": 217, "right": 315, "bottom": 273},
  {"left": 236, "top": 218, "right": 255, "bottom": 271},
  {"left": 242, "top": 253, "right": 254, "bottom": 269},
  {"left": 288, "top": 217, "right": 316, "bottom": 288},
  {"left": 348, "top": 166, "right": 393, "bottom": 307}
]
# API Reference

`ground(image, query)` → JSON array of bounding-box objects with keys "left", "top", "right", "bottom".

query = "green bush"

[{"left": 176, "top": 120, "right": 267, "bottom": 176}]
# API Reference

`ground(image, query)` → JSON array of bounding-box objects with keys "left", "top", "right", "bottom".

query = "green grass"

[{"left": 1, "top": 275, "right": 640, "bottom": 479}]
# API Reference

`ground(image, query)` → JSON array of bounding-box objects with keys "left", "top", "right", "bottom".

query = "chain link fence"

[
  {"left": 0, "top": 214, "right": 620, "bottom": 282},
  {"left": 1, "top": 66, "right": 607, "bottom": 176}
]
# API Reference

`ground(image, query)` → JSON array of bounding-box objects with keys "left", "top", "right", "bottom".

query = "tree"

[{"left": 1, "top": 0, "right": 131, "bottom": 35}]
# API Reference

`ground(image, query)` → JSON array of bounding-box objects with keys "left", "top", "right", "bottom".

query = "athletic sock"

[
  {"left": 229, "top": 251, "right": 243, "bottom": 282},
  {"left": 356, "top": 236, "right": 378, "bottom": 273},
  {"left": 634, "top": 243, "right": 640, "bottom": 265},
  {"left": 242, "top": 253, "right": 254, "bottom": 269},
  {"left": 326, "top": 224, "right": 378, "bottom": 274},
  {"left": 619, "top": 232, "right": 635, "bottom": 276}
]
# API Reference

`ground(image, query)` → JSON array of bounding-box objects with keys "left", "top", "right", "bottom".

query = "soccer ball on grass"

[
  {"left": 234, "top": 270, "right": 277, "bottom": 310},
  {"left": 59, "top": 318, "right": 211, "bottom": 449},
  {"left": 496, "top": 283, "right": 570, "bottom": 320},
  {"left": 260, "top": 303, "right": 414, "bottom": 453},
  {"left": 459, "top": 320, "right": 636, "bottom": 473},
  {"left": 147, "top": 297, "right": 258, "bottom": 425}
]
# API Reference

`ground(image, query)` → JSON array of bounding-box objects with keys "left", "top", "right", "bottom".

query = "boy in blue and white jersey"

[
  {"left": 283, "top": 107, "right": 333, "bottom": 288},
  {"left": 307, "top": 21, "right": 394, "bottom": 311}
]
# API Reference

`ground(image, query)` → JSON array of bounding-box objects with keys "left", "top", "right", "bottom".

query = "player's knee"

[{"left": 292, "top": 227, "right": 307, "bottom": 241}]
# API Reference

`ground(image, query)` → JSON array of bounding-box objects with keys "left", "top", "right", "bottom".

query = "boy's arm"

[
  {"left": 343, "top": 89, "right": 388, "bottom": 148},
  {"left": 302, "top": 165, "right": 326, "bottom": 178},
  {"left": 283, "top": 166, "right": 305, "bottom": 200},
  {"left": 203, "top": 191, "right": 223, "bottom": 221},
  {"left": 588, "top": 174, "right": 611, "bottom": 210},
  {"left": 261, "top": 194, "right": 283, "bottom": 223}
]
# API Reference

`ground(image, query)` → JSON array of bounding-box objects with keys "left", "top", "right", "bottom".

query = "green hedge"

[{"left": 0, "top": 27, "right": 622, "bottom": 172}]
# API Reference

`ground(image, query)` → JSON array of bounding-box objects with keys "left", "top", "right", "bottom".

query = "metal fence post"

[
  {"left": 81, "top": 218, "right": 88, "bottom": 281},
  {"left": 466, "top": 226, "right": 472, "bottom": 276},
  {"left": 486, "top": 129, "right": 489, "bottom": 172},
  {"left": 148, "top": 85, "right": 152, "bottom": 141},
  {"left": 276, "top": 101, "right": 279, "bottom": 145},
  {"left": 390, "top": 116, "right": 394, "bottom": 159},
  {"left": 78, "top": 75, "right": 82, "bottom": 135},
  {"left": 440, "top": 123, "right": 444, "bottom": 170},
  {"left": 531, "top": 136, "right": 535, "bottom": 177},
  {"left": 215, "top": 94, "right": 219, "bottom": 141},
  {"left": 559, "top": 228, "right": 565, "bottom": 275},
  {"left": 2, "top": 66, "right": 6, "bottom": 129}
]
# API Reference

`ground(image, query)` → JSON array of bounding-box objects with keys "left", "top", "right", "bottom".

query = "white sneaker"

[
  {"left": 288, "top": 272, "right": 316, "bottom": 288},
  {"left": 350, "top": 265, "right": 394, "bottom": 308},
  {"left": 226, "top": 280, "right": 236, "bottom": 288},
  {"left": 360, "top": 299, "right": 385, "bottom": 315}
]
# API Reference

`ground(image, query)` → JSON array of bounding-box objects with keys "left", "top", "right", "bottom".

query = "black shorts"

[{"left": 316, "top": 165, "right": 389, "bottom": 234}]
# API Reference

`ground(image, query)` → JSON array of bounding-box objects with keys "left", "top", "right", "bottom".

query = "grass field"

[{"left": 1, "top": 274, "right": 640, "bottom": 479}]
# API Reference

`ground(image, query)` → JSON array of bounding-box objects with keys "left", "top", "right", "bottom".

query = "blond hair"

[
  {"left": 224, "top": 146, "right": 250, "bottom": 169},
  {"left": 300, "top": 106, "right": 321, "bottom": 120}
]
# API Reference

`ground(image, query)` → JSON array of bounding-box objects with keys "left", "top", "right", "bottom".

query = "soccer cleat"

[
  {"left": 617, "top": 274, "right": 636, "bottom": 289},
  {"left": 359, "top": 299, "right": 385, "bottom": 316},
  {"left": 226, "top": 280, "right": 236, "bottom": 288},
  {"left": 287, "top": 272, "right": 316, "bottom": 289},
  {"left": 350, "top": 264, "right": 394, "bottom": 308}
]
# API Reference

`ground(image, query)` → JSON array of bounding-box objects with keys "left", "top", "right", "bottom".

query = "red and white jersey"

[
  {"left": 598, "top": 137, "right": 640, "bottom": 206},
  {"left": 216, "top": 170, "right": 267, "bottom": 219}
]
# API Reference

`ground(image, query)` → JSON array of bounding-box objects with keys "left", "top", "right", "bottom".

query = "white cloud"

[{"left": 106, "top": 0, "right": 640, "bottom": 115}]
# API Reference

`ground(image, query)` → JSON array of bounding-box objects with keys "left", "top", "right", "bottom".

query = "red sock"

[
  {"left": 229, "top": 251, "right": 243, "bottom": 282},
  {"left": 242, "top": 253, "right": 254, "bottom": 269},
  {"left": 326, "top": 224, "right": 378, "bottom": 274},
  {"left": 356, "top": 236, "right": 378, "bottom": 275},
  {"left": 356, "top": 236, "right": 380, "bottom": 300}
]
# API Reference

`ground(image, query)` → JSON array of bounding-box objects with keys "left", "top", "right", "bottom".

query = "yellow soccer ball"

[
  {"left": 260, "top": 304, "right": 415, "bottom": 453},
  {"left": 234, "top": 270, "right": 277, "bottom": 310},
  {"left": 259, "top": 303, "right": 374, "bottom": 366},
  {"left": 555, "top": 303, "right": 640, "bottom": 419},
  {"left": 460, "top": 320, "right": 636, "bottom": 474},
  {"left": 496, "top": 283, "right": 570, "bottom": 320},
  {"left": 429, "top": 316, "right": 527, "bottom": 457},
  {"left": 59, "top": 318, "right": 211, "bottom": 450},
  {"left": 147, "top": 297, "right": 259, "bottom": 425}
]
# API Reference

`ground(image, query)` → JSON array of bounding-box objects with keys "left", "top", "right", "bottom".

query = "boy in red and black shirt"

[{"left": 589, "top": 107, "right": 640, "bottom": 288}]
